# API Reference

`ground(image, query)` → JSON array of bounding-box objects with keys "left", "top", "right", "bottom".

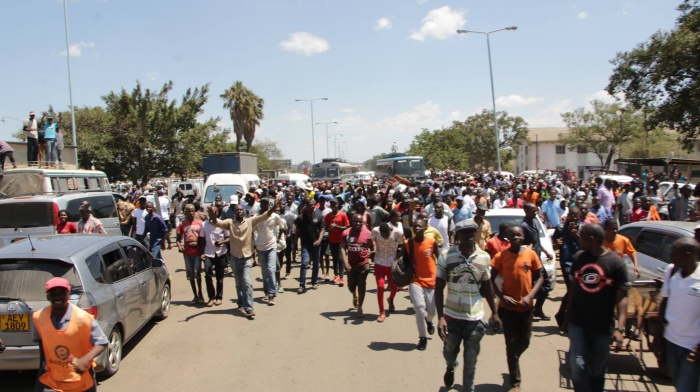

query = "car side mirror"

[{"left": 152, "top": 258, "right": 164, "bottom": 268}]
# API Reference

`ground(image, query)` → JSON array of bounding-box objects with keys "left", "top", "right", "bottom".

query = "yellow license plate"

[{"left": 0, "top": 314, "right": 30, "bottom": 331}]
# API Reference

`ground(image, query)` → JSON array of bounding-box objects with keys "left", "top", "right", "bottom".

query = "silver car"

[
  {"left": 0, "top": 234, "right": 171, "bottom": 376},
  {"left": 618, "top": 221, "right": 696, "bottom": 280}
]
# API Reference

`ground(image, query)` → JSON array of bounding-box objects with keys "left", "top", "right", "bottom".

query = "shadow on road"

[
  {"left": 179, "top": 308, "right": 246, "bottom": 322},
  {"left": 367, "top": 341, "right": 416, "bottom": 352},
  {"left": 320, "top": 309, "right": 365, "bottom": 325},
  {"left": 531, "top": 324, "right": 562, "bottom": 337}
]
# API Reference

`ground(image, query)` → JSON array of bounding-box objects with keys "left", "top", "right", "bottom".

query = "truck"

[{"left": 202, "top": 152, "right": 258, "bottom": 180}]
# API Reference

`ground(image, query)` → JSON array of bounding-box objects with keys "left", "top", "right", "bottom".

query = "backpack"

[{"left": 391, "top": 239, "right": 415, "bottom": 288}]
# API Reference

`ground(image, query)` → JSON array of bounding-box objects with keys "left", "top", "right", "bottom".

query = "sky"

[{"left": 0, "top": 0, "right": 682, "bottom": 166}]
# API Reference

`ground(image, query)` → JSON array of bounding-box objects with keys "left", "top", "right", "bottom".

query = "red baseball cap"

[{"left": 45, "top": 277, "right": 71, "bottom": 293}]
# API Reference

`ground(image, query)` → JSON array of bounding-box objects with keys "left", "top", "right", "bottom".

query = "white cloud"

[
  {"left": 586, "top": 90, "right": 625, "bottom": 108},
  {"left": 496, "top": 94, "right": 543, "bottom": 107},
  {"left": 145, "top": 72, "right": 159, "bottom": 81},
  {"left": 374, "top": 17, "right": 392, "bottom": 31},
  {"left": 526, "top": 99, "right": 574, "bottom": 127},
  {"left": 577, "top": 11, "right": 588, "bottom": 19},
  {"left": 279, "top": 32, "right": 330, "bottom": 56},
  {"left": 341, "top": 108, "right": 355, "bottom": 114},
  {"left": 409, "top": 6, "right": 467, "bottom": 41},
  {"left": 286, "top": 110, "right": 305, "bottom": 122},
  {"left": 417, "top": 0, "right": 429, "bottom": 3},
  {"left": 59, "top": 41, "right": 95, "bottom": 57}
]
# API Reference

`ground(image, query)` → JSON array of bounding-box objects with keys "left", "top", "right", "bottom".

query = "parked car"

[
  {"left": 0, "top": 234, "right": 171, "bottom": 376},
  {"left": 618, "top": 221, "right": 695, "bottom": 281},
  {"left": 483, "top": 209, "right": 557, "bottom": 289},
  {"left": 653, "top": 182, "right": 696, "bottom": 218},
  {"left": 351, "top": 172, "right": 373, "bottom": 186},
  {"left": 0, "top": 191, "right": 125, "bottom": 248}
]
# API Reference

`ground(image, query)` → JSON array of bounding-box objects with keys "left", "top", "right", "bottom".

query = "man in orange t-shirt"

[
  {"left": 603, "top": 218, "right": 640, "bottom": 279},
  {"left": 490, "top": 225, "right": 544, "bottom": 391},
  {"left": 407, "top": 217, "right": 440, "bottom": 351}
]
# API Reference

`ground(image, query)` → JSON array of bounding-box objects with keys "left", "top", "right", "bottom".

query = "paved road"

[{"left": 4, "top": 247, "right": 673, "bottom": 391}]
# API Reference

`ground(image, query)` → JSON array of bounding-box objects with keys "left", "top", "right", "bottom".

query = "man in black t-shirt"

[
  {"left": 564, "top": 223, "right": 629, "bottom": 392},
  {"left": 293, "top": 198, "right": 324, "bottom": 294}
]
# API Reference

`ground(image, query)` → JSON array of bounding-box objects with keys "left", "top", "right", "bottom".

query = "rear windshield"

[
  {"left": 204, "top": 185, "right": 243, "bottom": 204},
  {"left": 484, "top": 216, "right": 546, "bottom": 238},
  {"left": 0, "top": 202, "right": 55, "bottom": 229},
  {"left": 0, "top": 259, "right": 82, "bottom": 301}
]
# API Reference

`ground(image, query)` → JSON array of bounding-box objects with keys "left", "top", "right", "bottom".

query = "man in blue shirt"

[
  {"left": 541, "top": 188, "right": 564, "bottom": 229},
  {"left": 143, "top": 201, "right": 169, "bottom": 259},
  {"left": 589, "top": 196, "right": 612, "bottom": 224},
  {"left": 43, "top": 116, "right": 58, "bottom": 167},
  {"left": 451, "top": 196, "right": 473, "bottom": 224}
]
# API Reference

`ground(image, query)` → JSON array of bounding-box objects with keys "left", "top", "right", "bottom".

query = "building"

[
  {"left": 515, "top": 127, "right": 610, "bottom": 180},
  {"left": 271, "top": 159, "right": 292, "bottom": 172}
]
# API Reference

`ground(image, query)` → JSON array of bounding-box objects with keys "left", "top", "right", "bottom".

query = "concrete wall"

[
  {"left": 6, "top": 141, "right": 78, "bottom": 169},
  {"left": 515, "top": 141, "right": 605, "bottom": 178}
]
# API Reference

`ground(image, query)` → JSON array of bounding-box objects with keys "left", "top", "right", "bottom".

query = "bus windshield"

[{"left": 394, "top": 159, "right": 425, "bottom": 178}]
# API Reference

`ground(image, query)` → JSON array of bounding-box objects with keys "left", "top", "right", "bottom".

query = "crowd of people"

[{"left": 22, "top": 168, "right": 699, "bottom": 392}]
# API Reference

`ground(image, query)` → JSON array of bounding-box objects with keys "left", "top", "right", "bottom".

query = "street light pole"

[
  {"left": 63, "top": 0, "right": 78, "bottom": 169},
  {"left": 329, "top": 133, "right": 343, "bottom": 158},
  {"left": 295, "top": 98, "right": 328, "bottom": 163},
  {"left": 456, "top": 26, "right": 517, "bottom": 174},
  {"left": 316, "top": 121, "right": 338, "bottom": 158}
]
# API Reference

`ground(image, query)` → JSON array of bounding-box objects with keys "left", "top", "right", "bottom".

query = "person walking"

[
  {"left": 408, "top": 217, "right": 440, "bottom": 351},
  {"left": 325, "top": 199, "right": 350, "bottom": 286},
  {"left": 76, "top": 203, "right": 106, "bottom": 234},
  {"left": 143, "top": 201, "right": 168, "bottom": 259},
  {"left": 176, "top": 204, "right": 205, "bottom": 305},
  {"left": 490, "top": 225, "right": 545, "bottom": 392},
  {"left": 564, "top": 223, "right": 630, "bottom": 392},
  {"left": 293, "top": 198, "right": 324, "bottom": 294},
  {"left": 370, "top": 222, "right": 403, "bottom": 322},
  {"left": 521, "top": 202, "right": 554, "bottom": 320},
  {"left": 32, "top": 277, "right": 109, "bottom": 392},
  {"left": 117, "top": 195, "right": 135, "bottom": 236},
  {"left": 603, "top": 218, "right": 640, "bottom": 280},
  {"left": 23, "top": 111, "right": 39, "bottom": 166},
  {"left": 253, "top": 198, "right": 286, "bottom": 306},
  {"left": 132, "top": 197, "right": 148, "bottom": 246},
  {"left": 436, "top": 220, "right": 501, "bottom": 391},
  {"left": 341, "top": 213, "right": 374, "bottom": 318},
  {"left": 200, "top": 204, "right": 229, "bottom": 307}
]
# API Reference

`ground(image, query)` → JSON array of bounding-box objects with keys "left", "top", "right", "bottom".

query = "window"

[
  {"left": 102, "top": 248, "right": 130, "bottom": 282},
  {"left": 555, "top": 145, "right": 566, "bottom": 154},
  {"left": 65, "top": 200, "right": 82, "bottom": 221},
  {"left": 85, "top": 252, "right": 109, "bottom": 284},
  {"left": 89, "top": 195, "right": 118, "bottom": 219},
  {"left": 525, "top": 146, "right": 529, "bottom": 155},
  {"left": 660, "top": 234, "right": 681, "bottom": 263},
  {"left": 635, "top": 230, "right": 666, "bottom": 260},
  {"left": 122, "top": 244, "right": 152, "bottom": 274},
  {"left": 577, "top": 145, "right": 588, "bottom": 154}
]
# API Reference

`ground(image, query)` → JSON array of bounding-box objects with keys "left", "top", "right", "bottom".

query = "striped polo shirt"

[{"left": 437, "top": 246, "right": 491, "bottom": 321}]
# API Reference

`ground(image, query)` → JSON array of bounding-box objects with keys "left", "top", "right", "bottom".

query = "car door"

[
  {"left": 120, "top": 241, "right": 158, "bottom": 322},
  {"left": 633, "top": 229, "right": 668, "bottom": 280},
  {"left": 99, "top": 243, "right": 141, "bottom": 338},
  {"left": 90, "top": 195, "right": 121, "bottom": 235}
]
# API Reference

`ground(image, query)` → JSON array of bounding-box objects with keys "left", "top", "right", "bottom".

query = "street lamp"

[
  {"left": 316, "top": 121, "right": 338, "bottom": 158},
  {"left": 329, "top": 133, "right": 343, "bottom": 158},
  {"left": 295, "top": 98, "right": 328, "bottom": 163},
  {"left": 456, "top": 26, "right": 517, "bottom": 174},
  {"left": 63, "top": 0, "right": 79, "bottom": 168}
]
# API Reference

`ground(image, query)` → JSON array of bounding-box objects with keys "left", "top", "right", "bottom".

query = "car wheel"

[
  {"left": 99, "top": 327, "right": 122, "bottom": 377},
  {"left": 154, "top": 282, "right": 171, "bottom": 320}
]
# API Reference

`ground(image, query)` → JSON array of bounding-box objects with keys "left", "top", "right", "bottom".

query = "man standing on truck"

[{"left": 23, "top": 111, "right": 38, "bottom": 166}]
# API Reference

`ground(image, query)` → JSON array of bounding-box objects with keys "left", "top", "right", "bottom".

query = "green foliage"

[
  {"left": 607, "top": 1, "right": 700, "bottom": 151},
  {"left": 559, "top": 100, "right": 645, "bottom": 167},
  {"left": 249, "top": 139, "right": 283, "bottom": 171},
  {"left": 221, "top": 81, "right": 264, "bottom": 152},
  {"left": 407, "top": 110, "right": 528, "bottom": 171}
]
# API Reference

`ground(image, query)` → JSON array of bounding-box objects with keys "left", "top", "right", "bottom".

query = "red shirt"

[
  {"left": 506, "top": 198, "right": 524, "bottom": 208},
  {"left": 342, "top": 226, "right": 373, "bottom": 267},
  {"left": 324, "top": 211, "right": 349, "bottom": 244},
  {"left": 56, "top": 222, "right": 77, "bottom": 234},
  {"left": 177, "top": 219, "right": 203, "bottom": 257},
  {"left": 485, "top": 236, "right": 510, "bottom": 259}
]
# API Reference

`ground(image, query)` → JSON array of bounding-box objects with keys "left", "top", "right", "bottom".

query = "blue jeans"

[
  {"left": 231, "top": 256, "right": 253, "bottom": 312},
  {"left": 150, "top": 237, "right": 163, "bottom": 259},
  {"left": 666, "top": 340, "right": 700, "bottom": 392},
  {"left": 443, "top": 319, "right": 486, "bottom": 392},
  {"left": 568, "top": 323, "right": 611, "bottom": 392},
  {"left": 299, "top": 244, "right": 320, "bottom": 289},
  {"left": 257, "top": 248, "right": 277, "bottom": 297},
  {"left": 45, "top": 139, "right": 56, "bottom": 165}
]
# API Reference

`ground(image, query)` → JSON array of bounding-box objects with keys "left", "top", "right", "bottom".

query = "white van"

[
  {"left": 202, "top": 173, "right": 249, "bottom": 209},
  {"left": 0, "top": 168, "right": 110, "bottom": 198},
  {"left": 275, "top": 173, "right": 310, "bottom": 185},
  {"left": 241, "top": 174, "right": 261, "bottom": 188},
  {"left": 167, "top": 179, "right": 203, "bottom": 198}
]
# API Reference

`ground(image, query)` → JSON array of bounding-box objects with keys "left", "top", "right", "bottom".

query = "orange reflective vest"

[{"left": 33, "top": 304, "right": 95, "bottom": 392}]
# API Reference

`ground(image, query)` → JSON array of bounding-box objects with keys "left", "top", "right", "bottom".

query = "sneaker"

[
  {"left": 324, "top": 275, "right": 331, "bottom": 282},
  {"left": 444, "top": 367, "right": 455, "bottom": 387},
  {"left": 338, "top": 278, "right": 345, "bottom": 287},
  {"left": 534, "top": 311, "right": 551, "bottom": 321},
  {"left": 267, "top": 297, "right": 276, "bottom": 306},
  {"left": 277, "top": 285, "right": 285, "bottom": 294},
  {"left": 197, "top": 295, "right": 205, "bottom": 304},
  {"left": 214, "top": 299, "right": 222, "bottom": 306},
  {"left": 427, "top": 320, "right": 436, "bottom": 335},
  {"left": 377, "top": 312, "right": 386, "bottom": 323},
  {"left": 206, "top": 299, "right": 215, "bottom": 307},
  {"left": 311, "top": 284, "right": 319, "bottom": 290},
  {"left": 388, "top": 298, "right": 395, "bottom": 312},
  {"left": 357, "top": 307, "right": 364, "bottom": 318},
  {"left": 190, "top": 297, "right": 199, "bottom": 305},
  {"left": 245, "top": 310, "right": 255, "bottom": 320},
  {"left": 417, "top": 337, "right": 427, "bottom": 351},
  {"left": 333, "top": 275, "right": 339, "bottom": 284},
  {"left": 297, "top": 287, "right": 306, "bottom": 295}
]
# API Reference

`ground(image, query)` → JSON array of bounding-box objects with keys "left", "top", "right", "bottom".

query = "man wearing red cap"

[{"left": 33, "top": 277, "right": 108, "bottom": 391}]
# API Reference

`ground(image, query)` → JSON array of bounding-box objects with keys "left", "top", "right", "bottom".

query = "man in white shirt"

[
  {"left": 200, "top": 205, "right": 230, "bottom": 307},
  {"left": 157, "top": 190, "right": 173, "bottom": 249},
  {"left": 658, "top": 237, "right": 700, "bottom": 392},
  {"left": 428, "top": 202, "right": 455, "bottom": 253},
  {"left": 370, "top": 223, "right": 403, "bottom": 322},
  {"left": 254, "top": 198, "right": 286, "bottom": 305},
  {"left": 493, "top": 192, "right": 507, "bottom": 210},
  {"left": 132, "top": 197, "right": 148, "bottom": 246},
  {"left": 23, "top": 111, "right": 39, "bottom": 165}
]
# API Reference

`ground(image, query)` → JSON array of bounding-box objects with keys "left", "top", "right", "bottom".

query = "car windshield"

[
  {"left": 0, "top": 202, "right": 55, "bottom": 229},
  {"left": 484, "top": 215, "right": 546, "bottom": 238},
  {"left": 0, "top": 259, "right": 82, "bottom": 301},
  {"left": 204, "top": 185, "right": 243, "bottom": 204}
]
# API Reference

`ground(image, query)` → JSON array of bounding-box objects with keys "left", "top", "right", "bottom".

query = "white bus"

[{"left": 0, "top": 168, "right": 110, "bottom": 198}]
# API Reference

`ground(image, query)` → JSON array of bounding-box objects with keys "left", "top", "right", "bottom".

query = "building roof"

[{"left": 527, "top": 127, "right": 566, "bottom": 143}]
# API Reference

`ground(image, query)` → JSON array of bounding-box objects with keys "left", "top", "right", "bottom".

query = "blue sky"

[{"left": 0, "top": 0, "right": 681, "bottom": 165}]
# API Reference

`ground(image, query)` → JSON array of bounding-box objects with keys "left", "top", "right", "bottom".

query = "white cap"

[{"left": 229, "top": 195, "right": 239, "bottom": 205}]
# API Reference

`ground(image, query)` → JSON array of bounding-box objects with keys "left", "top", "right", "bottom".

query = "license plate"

[{"left": 0, "top": 314, "right": 30, "bottom": 331}]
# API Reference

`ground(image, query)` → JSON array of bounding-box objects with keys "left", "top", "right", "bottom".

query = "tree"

[
  {"left": 221, "top": 81, "right": 264, "bottom": 152},
  {"left": 249, "top": 139, "right": 283, "bottom": 171},
  {"left": 407, "top": 110, "right": 528, "bottom": 171},
  {"left": 607, "top": 1, "right": 700, "bottom": 151},
  {"left": 559, "top": 100, "right": 644, "bottom": 167}
]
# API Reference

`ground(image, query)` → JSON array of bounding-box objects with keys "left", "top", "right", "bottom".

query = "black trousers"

[
  {"left": 498, "top": 307, "right": 533, "bottom": 387},
  {"left": 329, "top": 242, "right": 345, "bottom": 278},
  {"left": 204, "top": 254, "right": 226, "bottom": 300}
]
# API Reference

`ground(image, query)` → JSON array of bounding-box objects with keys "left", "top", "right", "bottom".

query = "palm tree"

[{"left": 220, "top": 81, "right": 264, "bottom": 152}]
